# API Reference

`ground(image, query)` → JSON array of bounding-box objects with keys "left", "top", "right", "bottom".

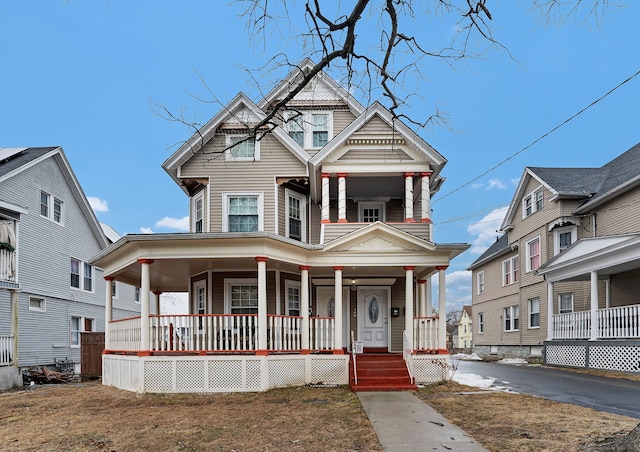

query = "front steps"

[{"left": 349, "top": 353, "right": 417, "bottom": 391}]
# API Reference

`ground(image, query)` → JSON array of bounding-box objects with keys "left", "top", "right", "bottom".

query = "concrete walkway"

[{"left": 358, "top": 391, "right": 488, "bottom": 451}]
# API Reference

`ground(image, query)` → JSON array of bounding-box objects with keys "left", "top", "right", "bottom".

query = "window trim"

[
  {"left": 29, "top": 296, "right": 46, "bottom": 312},
  {"left": 476, "top": 271, "right": 485, "bottom": 295},
  {"left": 358, "top": 201, "right": 386, "bottom": 223},
  {"left": 284, "top": 110, "right": 333, "bottom": 149},
  {"left": 503, "top": 305, "right": 520, "bottom": 332},
  {"left": 522, "top": 186, "right": 543, "bottom": 219},
  {"left": 528, "top": 297, "right": 540, "bottom": 329},
  {"left": 192, "top": 191, "right": 205, "bottom": 233},
  {"left": 70, "top": 258, "right": 94, "bottom": 293},
  {"left": 478, "top": 312, "right": 484, "bottom": 334},
  {"left": 222, "top": 192, "right": 264, "bottom": 233},
  {"left": 502, "top": 255, "right": 519, "bottom": 286},
  {"left": 285, "top": 280, "right": 301, "bottom": 317},
  {"left": 112, "top": 280, "right": 118, "bottom": 299},
  {"left": 559, "top": 293, "right": 574, "bottom": 314},
  {"left": 525, "top": 236, "right": 541, "bottom": 273},
  {"left": 224, "top": 278, "right": 259, "bottom": 314},
  {"left": 225, "top": 135, "right": 260, "bottom": 161},
  {"left": 70, "top": 316, "right": 94, "bottom": 348},
  {"left": 553, "top": 225, "right": 577, "bottom": 255},
  {"left": 134, "top": 287, "right": 141, "bottom": 304},
  {"left": 40, "top": 190, "right": 64, "bottom": 225},
  {"left": 285, "top": 189, "right": 307, "bottom": 242}
]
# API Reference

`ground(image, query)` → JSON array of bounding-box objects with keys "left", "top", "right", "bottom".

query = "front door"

[{"left": 358, "top": 287, "right": 389, "bottom": 348}]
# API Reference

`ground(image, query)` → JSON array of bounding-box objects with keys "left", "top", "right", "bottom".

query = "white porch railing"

[
  {"left": 0, "top": 249, "right": 16, "bottom": 282},
  {"left": 108, "top": 314, "right": 336, "bottom": 353},
  {"left": 413, "top": 316, "right": 439, "bottom": 351},
  {"left": 0, "top": 335, "right": 14, "bottom": 366},
  {"left": 552, "top": 305, "right": 640, "bottom": 340},
  {"left": 403, "top": 330, "right": 414, "bottom": 384}
]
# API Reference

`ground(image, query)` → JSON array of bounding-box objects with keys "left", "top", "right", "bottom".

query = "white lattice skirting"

[
  {"left": 545, "top": 341, "right": 640, "bottom": 374},
  {"left": 103, "top": 354, "right": 349, "bottom": 393},
  {"left": 413, "top": 355, "right": 450, "bottom": 383}
]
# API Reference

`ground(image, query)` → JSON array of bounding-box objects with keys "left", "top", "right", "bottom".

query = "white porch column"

[
  {"left": 420, "top": 172, "right": 432, "bottom": 223},
  {"left": 10, "top": 289, "right": 19, "bottom": 364},
  {"left": 137, "top": 259, "right": 154, "bottom": 354},
  {"left": 546, "top": 281, "right": 554, "bottom": 341},
  {"left": 590, "top": 270, "right": 599, "bottom": 341},
  {"left": 256, "top": 256, "right": 269, "bottom": 354},
  {"left": 337, "top": 173, "right": 347, "bottom": 223},
  {"left": 405, "top": 266, "right": 415, "bottom": 348},
  {"left": 605, "top": 278, "right": 611, "bottom": 308},
  {"left": 333, "top": 266, "right": 344, "bottom": 353},
  {"left": 426, "top": 276, "right": 433, "bottom": 316},
  {"left": 418, "top": 279, "right": 427, "bottom": 317},
  {"left": 104, "top": 276, "right": 114, "bottom": 350},
  {"left": 153, "top": 291, "right": 162, "bottom": 315},
  {"left": 321, "top": 173, "right": 331, "bottom": 223},
  {"left": 404, "top": 172, "right": 415, "bottom": 222},
  {"left": 300, "top": 266, "right": 311, "bottom": 353},
  {"left": 436, "top": 266, "right": 448, "bottom": 352}
]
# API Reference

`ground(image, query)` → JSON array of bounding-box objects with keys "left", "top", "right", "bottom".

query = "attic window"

[
  {"left": 285, "top": 111, "right": 333, "bottom": 149},
  {"left": 226, "top": 135, "right": 259, "bottom": 161},
  {"left": 522, "top": 186, "right": 543, "bottom": 219}
]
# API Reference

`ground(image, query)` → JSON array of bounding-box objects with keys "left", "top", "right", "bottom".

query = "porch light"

[{"left": 351, "top": 279, "right": 357, "bottom": 291}]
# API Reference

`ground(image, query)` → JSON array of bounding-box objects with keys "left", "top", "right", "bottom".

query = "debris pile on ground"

[
  {"left": 22, "top": 367, "right": 79, "bottom": 385},
  {"left": 580, "top": 422, "right": 640, "bottom": 451}
]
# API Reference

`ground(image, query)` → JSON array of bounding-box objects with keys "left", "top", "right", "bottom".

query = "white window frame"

[
  {"left": 502, "top": 255, "right": 519, "bottom": 286},
  {"left": 70, "top": 316, "right": 94, "bottom": 347},
  {"left": 476, "top": 271, "right": 485, "bottom": 295},
  {"left": 285, "top": 189, "right": 307, "bottom": 242},
  {"left": 192, "top": 191, "right": 205, "bottom": 233},
  {"left": 528, "top": 297, "right": 540, "bottom": 329},
  {"left": 478, "top": 312, "right": 484, "bottom": 334},
  {"left": 29, "top": 296, "right": 46, "bottom": 312},
  {"left": 358, "top": 201, "right": 386, "bottom": 223},
  {"left": 285, "top": 280, "right": 301, "bottom": 317},
  {"left": 503, "top": 305, "right": 520, "bottom": 332},
  {"left": 284, "top": 110, "right": 333, "bottom": 149},
  {"left": 225, "top": 135, "right": 260, "bottom": 161},
  {"left": 525, "top": 236, "right": 541, "bottom": 273},
  {"left": 112, "top": 280, "right": 118, "bottom": 299},
  {"left": 286, "top": 113, "right": 305, "bottom": 147},
  {"left": 522, "top": 186, "right": 543, "bottom": 219},
  {"left": 70, "top": 258, "right": 94, "bottom": 293},
  {"left": 559, "top": 293, "right": 574, "bottom": 314},
  {"left": 553, "top": 225, "right": 577, "bottom": 255},
  {"left": 224, "top": 278, "right": 259, "bottom": 315},
  {"left": 134, "top": 287, "right": 140, "bottom": 304},
  {"left": 223, "top": 192, "right": 264, "bottom": 233},
  {"left": 40, "top": 190, "right": 64, "bottom": 225}
]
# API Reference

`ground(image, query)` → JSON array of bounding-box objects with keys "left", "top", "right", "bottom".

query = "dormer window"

[
  {"left": 226, "top": 135, "right": 259, "bottom": 161},
  {"left": 285, "top": 111, "right": 333, "bottom": 149},
  {"left": 522, "top": 186, "right": 543, "bottom": 218},
  {"left": 312, "top": 114, "right": 329, "bottom": 147}
]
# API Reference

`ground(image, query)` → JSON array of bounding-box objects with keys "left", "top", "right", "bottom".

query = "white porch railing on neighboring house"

[
  {"left": 598, "top": 305, "right": 640, "bottom": 339},
  {"left": 403, "top": 330, "right": 414, "bottom": 384},
  {"left": 552, "top": 311, "right": 591, "bottom": 339},
  {"left": 0, "top": 335, "right": 14, "bottom": 366},
  {"left": 108, "top": 314, "right": 336, "bottom": 353},
  {"left": 413, "top": 316, "right": 439, "bottom": 351},
  {"left": 0, "top": 249, "right": 16, "bottom": 283}
]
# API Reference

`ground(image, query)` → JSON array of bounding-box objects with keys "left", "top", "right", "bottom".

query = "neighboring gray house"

[
  {"left": 0, "top": 147, "right": 142, "bottom": 389},
  {"left": 469, "top": 142, "right": 640, "bottom": 374}
]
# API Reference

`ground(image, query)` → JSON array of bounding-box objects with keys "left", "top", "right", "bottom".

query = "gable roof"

[
  {"left": 467, "top": 233, "right": 511, "bottom": 270},
  {"left": 0, "top": 147, "right": 109, "bottom": 249}
]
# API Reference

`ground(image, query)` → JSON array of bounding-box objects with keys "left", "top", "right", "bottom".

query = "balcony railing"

[
  {"left": 0, "top": 335, "right": 14, "bottom": 366},
  {"left": 0, "top": 249, "right": 16, "bottom": 283},
  {"left": 551, "top": 304, "right": 640, "bottom": 340},
  {"left": 322, "top": 222, "right": 431, "bottom": 244},
  {"left": 413, "top": 316, "right": 439, "bottom": 351}
]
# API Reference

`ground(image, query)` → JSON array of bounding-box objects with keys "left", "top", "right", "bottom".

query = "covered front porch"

[
  {"left": 537, "top": 234, "right": 640, "bottom": 373},
  {"left": 94, "top": 231, "right": 466, "bottom": 393}
]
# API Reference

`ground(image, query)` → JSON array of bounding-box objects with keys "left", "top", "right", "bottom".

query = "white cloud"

[
  {"left": 467, "top": 206, "right": 508, "bottom": 254},
  {"left": 486, "top": 178, "right": 506, "bottom": 190},
  {"left": 88, "top": 196, "right": 108, "bottom": 213},
  {"left": 140, "top": 227, "right": 154, "bottom": 234},
  {"left": 155, "top": 216, "right": 189, "bottom": 231},
  {"left": 471, "top": 182, "right": 484, "bottom": 189}
]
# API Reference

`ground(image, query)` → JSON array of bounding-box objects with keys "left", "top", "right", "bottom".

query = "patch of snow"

[
  {"left": 451, "top": 353, "right": 483, "bottom": 361},
  {"left": 452, "top": 372, "right": 495, "bottom": 389},
  {"left": 497, "top": 358, "right": 528, "bottom": 365}
]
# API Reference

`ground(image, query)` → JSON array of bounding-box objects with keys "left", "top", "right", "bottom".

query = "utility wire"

[{"left": 432, "top": 69, "right": 640, "bottom": 205}]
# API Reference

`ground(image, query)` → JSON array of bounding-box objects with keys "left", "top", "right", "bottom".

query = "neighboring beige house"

[
  {"left": 457, "top": 305, "right": 473, "bottom": 350},
  {"left": 468, "top": 142, "right": 640, "bottom": 373},
  {"left": 92, "top": 61, "right": 469, "bottom": 394}
]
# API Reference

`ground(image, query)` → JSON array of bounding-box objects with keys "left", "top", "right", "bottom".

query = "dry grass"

[
  {"left": 417, "top": 380, "right": 640, "bottom": 452},
  {"left": 1, "top": 378, "right": 639, "bottom": 451}
]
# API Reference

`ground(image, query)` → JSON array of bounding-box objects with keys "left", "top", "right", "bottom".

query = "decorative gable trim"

[{"left": 323, "top": 222, "right": 434, "bottom": 253}]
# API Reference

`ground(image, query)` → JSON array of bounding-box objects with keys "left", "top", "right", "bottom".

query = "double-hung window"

[
  {"left": 285, "top": 111, "right": 332, "bottom": 149},
  {"left": 226, "top": 135, "right": 259, "bottom": 161},
  {"left": 312, "top": 114, "right": 329, "bottom": 147},
  {"left": 71, "top": 258, "right": 94, "bottom": 292},
  {"left": 225, "top": 193, "right": 263, "bottom": 232},
  {"left": 522, "top": 186, "right": 543, "bottom": 218},
  {"left": 288, "top": 115, "right": 305, "bottom": 147},
  {"left": 478, "top": 312, "right": 484, "bottom": 334},
  {"left": 71, "top": 316, "right": 94, "bottom": 347},
  {"left": 285, "top": 190, "right": 306, "bottom": 241},
  {"left": 528, "top": 298, "right": 540, "bottom": 328},
  {"left": 285, "top": 280, "right": 301, "bottom": 316},
  {"left": 192, "top": 192, "right": 204, "bottom": 233},
  {"left": 553, "top": 225, "right": 577, "bottom": 255},
  {"left": 502, "top": 255, "right": 519, "bottom": 286},
  {"left": 526, "top": 237, "right": 541, "bottom": 272},
  {"left": 559, "top": 293, "right": 574, "bottom": 314},
  {"left": 40, "top": 190, "right": 64, "bottom": 224},
  {"left": 504, "top": 305, "right": 519, "bottom": 331},
  {"left": 226, "top": 279, "right": 258, "bottom": 315},
  {"left": 477, "top": 271, "right": 485, "bottom": 295}
]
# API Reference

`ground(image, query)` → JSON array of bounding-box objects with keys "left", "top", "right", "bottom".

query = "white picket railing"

[
  {"left": 108, "top": 316, "right": 142, "bottom": 351},
  {"left": 268, "top": 315, "right": 300, "bottom": 351},
  {"left": 552, "top": 311, "right": 591, "bottom": 339},
  {"left": 0, "top": 335, "right": 14, "bottom": 366},
  {"left": 0, "top": 249, "right": 16, "bottom": 282},
  {"left": 598, "top": 305, "right": 640, "bottom": 339},
  {"left": 310, "top": 317, "right": 335, "bottom": 351},
  {"left": 413, "top": 316, "right": 439, "bottom": 351},
  {"left": 402, "top": 330, "right": 414, "bottom": 384}
]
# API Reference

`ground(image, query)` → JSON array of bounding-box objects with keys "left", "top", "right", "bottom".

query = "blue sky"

[{"left": 2, "top": 1, "right": 640, "bottom": 311}]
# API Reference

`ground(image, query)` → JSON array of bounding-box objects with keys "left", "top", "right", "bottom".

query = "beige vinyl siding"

[
  {"left": 519, "top": 227, "right": 547, "bottom": 287},
  {"left": 509, "top": 180, "right": 558, "bottom": 243},
  {"left": 593, "top": 186, "right": 640, "bottom": 235},
  {"left": 339, "top": 147, "right": 414, "bottom": 161},
  {"left": 560, "top": 199, "right": 583, "bottom": 217},
  {"left": 520, "top": 284, "right": 547, "bottom": 344},
  {"left": 551, "top": 280, "right": 605, "bottom": 312},
  {"left": 385, "top": 199, "right": 404, "bottom": 222},
  {"left": 333, "top": 109, "right": 357, "bottom": 135},
  {"left": 180, "top": 134, "right": 306, "bottom": 233},
  {"left": 309, "top": 202, "right": 322, "bottom": 244},
  {"left": 210, "top": 271, "right": 278, "bottom": 314},
  {"left": 353, "top": 115, "right": 393, "bottom": 135},
  {"left": 609, "top": 269, "right": 640, "bottom": 307},
  {"left": 472, "top": 255, "right": 519, "bottom": 306},
  {"left": 389, "top": 279, "right": 404, "bottom": 352},
  {"left": 472, "top": 294, "right": 519, "bottom": 345}
]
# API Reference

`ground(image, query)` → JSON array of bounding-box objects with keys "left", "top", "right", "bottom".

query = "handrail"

[
  {"left": 350, "top": 330, "right": 358, "bottom": 385},
  {"left": 403, "top": 330, "right": 415, "bottom": 385}
]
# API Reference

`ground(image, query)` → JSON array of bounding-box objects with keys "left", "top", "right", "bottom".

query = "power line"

[{"left": 433, "top": 69, "right": 640, "bottom": 205}]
